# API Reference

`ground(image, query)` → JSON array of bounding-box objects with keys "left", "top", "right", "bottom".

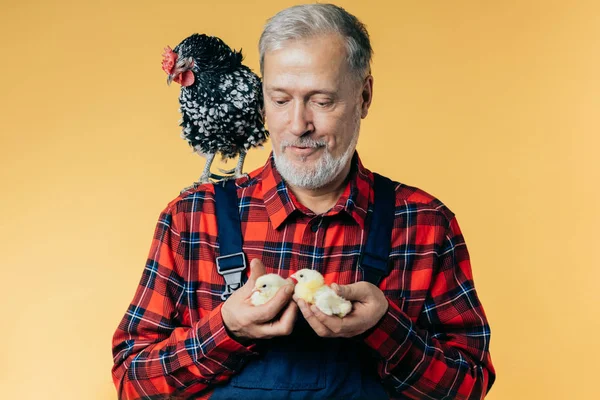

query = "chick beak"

[
  {"left": 251, "top": 287, "right": 260, "bottom": 294},
  {"left": 289, "top": 273, "right": 298, "bottom": 284}
]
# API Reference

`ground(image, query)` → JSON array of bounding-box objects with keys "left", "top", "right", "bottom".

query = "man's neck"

[{"left": 286, "top": 162, "right": 352, "bottom": 215}]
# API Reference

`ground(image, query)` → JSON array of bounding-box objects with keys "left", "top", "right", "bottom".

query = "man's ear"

[{"left": 360, "top": 75, "right": 374, "bottom": 119}]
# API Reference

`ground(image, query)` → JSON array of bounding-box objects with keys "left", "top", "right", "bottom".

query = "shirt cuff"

[
  {"left": 362, "top": 298, "right": 415, "bottom": 362},
  {"left": 194, "top": 303, "right": 258, "bottom": 372}
]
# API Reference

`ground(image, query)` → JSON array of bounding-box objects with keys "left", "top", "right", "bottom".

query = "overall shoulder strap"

[
  {"left": 213, "top": 179, "right": 247, "bottom": 300},
  {"left": 360, "top": 173, "right": 397, "bottom": 286}
]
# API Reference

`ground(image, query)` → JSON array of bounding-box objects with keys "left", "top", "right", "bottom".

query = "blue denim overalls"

[{"left": 210, "top": 174, "right": 396, "bottom": 399}]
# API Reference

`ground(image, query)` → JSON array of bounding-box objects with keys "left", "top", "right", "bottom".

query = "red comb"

[{"left": 161, "top": 46, "right": 178, "bottom": 75}]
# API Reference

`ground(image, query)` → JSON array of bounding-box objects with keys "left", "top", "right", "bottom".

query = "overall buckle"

[{"left": 216, "top": 252, "right": 247, "bottom": 300}]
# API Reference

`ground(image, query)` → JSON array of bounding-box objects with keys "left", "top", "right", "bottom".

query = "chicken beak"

[
  {"left": 289, "top": 273, "right": 298, "bottom": 284},
  {"left": 167, "top": 74, "right": 174, "bottom": 86}
]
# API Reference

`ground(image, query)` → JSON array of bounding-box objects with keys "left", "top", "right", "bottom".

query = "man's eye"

[
  {"left": 313, "top": 101, "right": 332, "bottom": 108},
  {"left": 273, "top": 99, "right": 289, "bottom": 106}
]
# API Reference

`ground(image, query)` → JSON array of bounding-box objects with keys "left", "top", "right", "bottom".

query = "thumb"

[
  {"left": 332, "top": 282, "right": 363, "bottom": 301},
  {"left": 247, "top": 258, "right": 267, "bottom": 286}
]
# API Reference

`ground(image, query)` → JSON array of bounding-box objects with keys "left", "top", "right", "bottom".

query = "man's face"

[{"left": 262, "top": 34, "right": 372, "bottom": 189}]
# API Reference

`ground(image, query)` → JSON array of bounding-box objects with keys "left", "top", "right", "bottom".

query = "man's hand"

[
  {"left": 221, "top": 258, "right": 297, "bottom": 341},
  {"left": 294, "top": 281, "right": 389, "bottom": 338}
]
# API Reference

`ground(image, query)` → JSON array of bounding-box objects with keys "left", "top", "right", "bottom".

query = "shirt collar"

[{"left": 258, "top": 151, "right": 373, "bottom": 230}]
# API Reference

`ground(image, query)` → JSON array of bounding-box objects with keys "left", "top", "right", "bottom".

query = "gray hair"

[{"left": 259, "top": 3, "right": 373, "bottom": 83}]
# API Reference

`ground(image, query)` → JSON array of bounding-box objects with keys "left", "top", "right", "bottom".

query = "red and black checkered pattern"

[{"left": 112, "top": 153, "right": 495, "bottom": 399}]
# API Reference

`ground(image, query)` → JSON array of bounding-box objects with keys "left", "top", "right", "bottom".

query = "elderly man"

[{"left": 112, "top": 3, "right": 495, "bottom": 399}]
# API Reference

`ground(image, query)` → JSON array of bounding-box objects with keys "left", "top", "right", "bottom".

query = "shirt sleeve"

[
  {"left": 111, "top": 207, "right": 257, "bottom": 400},
  {"left": 362, "top": 216, "right": 496, "bottom": 399}
]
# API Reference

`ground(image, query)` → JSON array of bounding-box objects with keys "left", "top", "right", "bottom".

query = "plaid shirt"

[{"left": 112, "top": 152, "right": 495, "bottom": 399}]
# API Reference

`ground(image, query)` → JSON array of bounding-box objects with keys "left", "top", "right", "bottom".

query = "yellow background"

[{"left": 1, "top": 0, "right": 598, "bottom": 399}]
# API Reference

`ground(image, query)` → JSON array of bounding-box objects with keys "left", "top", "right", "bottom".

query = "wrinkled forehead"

[
  {"left": 262, "top": 32, "right": 349, "bottom": 66},
  {"left": 262, "top": 35, "right": 352, "bottom": 93}
]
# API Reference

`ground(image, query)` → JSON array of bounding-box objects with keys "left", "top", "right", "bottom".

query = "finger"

[
  {"left": 235, "top": 259, "right": 264, "bottom": 298},
  {"left": 310, "top": 305, "right": 348, "bottom": 336},
  {"left": 334, "top": 282, "right": 368, "bottom": 301},
  {"left": 297, "top": 299, "right": 333, "bottom": 337},
  {"left": 252, "top": 284, "right": 294, "bottom": 323},
  {"left": 313, "top": 305, "right": 365, "bottom": 337},
  {"left": 245, "top": 258, "right": 267, "bottom": 288},
  {"left": 251, "top": 301, "right": 298, "bottom": 338},
  {"left": 332, "top": 282, "right": 350, "bottom": 299},
  {"left": 285, "top": 277, "right": 295, "bottom": 286},
  {"left": 331, "top": 283, "right": 342, "bottom": 295},
  {"left": 271, "top": 300, "right": 299, "bottom": 335}
]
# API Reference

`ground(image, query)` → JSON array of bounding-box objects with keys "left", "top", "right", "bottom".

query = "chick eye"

[{"left": 262, "top": 284, "right": 267, "bottom": 288}]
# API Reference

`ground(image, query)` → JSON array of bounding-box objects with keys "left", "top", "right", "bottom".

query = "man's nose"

[{"left": 289, "top": 102, "right": 314, "bottom": 137}]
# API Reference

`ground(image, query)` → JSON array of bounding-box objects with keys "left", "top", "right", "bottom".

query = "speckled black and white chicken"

[{"left": 161, "top": 33, "right": 268, "bottom": 183}]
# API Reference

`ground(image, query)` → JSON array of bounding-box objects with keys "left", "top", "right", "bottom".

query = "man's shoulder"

[
  {"left": 164, "top": 182, "right": 217, "bottom": 212},
  {"left": 146, "top": 184, "right": 215, "bottom": 227},
  {"left": 162, "top": 164, "right": 265, "bottom": 216},
  {"left": 373, "top": 172, "right": 455, "bottom": 222}
]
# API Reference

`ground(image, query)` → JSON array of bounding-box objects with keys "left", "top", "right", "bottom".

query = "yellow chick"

[
  {"left": 290, "top": 269, "right": 352, "bottom": 318},
  {"left": 250, "top": 273, "right": 289, "bottom": 306}
]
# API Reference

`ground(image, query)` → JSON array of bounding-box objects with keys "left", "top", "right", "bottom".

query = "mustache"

[{"left": 280, "top": 137, "right": 327, "bottom": 150}]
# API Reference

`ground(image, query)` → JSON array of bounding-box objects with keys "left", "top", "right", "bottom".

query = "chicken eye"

[{"left": 299, "top": 274, "right": 304, "bottom": 278}]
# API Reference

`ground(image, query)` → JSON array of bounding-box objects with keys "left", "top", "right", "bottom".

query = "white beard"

[{"left": 273, "top": 108, "right": 361, "bottom": 190}]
